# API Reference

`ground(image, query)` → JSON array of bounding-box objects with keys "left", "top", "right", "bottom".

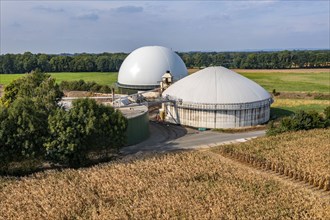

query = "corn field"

[
  {"left": 1, "top": 138, "right": 329, "bottom": 219},
  {"left": 215, "top": 128, "right": 330, "bottom": 191}
]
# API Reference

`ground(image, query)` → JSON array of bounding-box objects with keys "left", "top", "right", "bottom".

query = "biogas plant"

[
  {"left": 61, "top": 46, "right": 273, "bottom": 145},
  {"left": 111, "top": 45, "right": 273, "bottom": 145}
]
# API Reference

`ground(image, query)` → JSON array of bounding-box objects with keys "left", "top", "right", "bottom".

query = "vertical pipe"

[{"left": 111, "top": 88, "right": 115, "bottom": 105}]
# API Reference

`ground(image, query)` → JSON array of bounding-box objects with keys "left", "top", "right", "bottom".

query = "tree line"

[
  {"left": 179, "top": 50, "right": 330, "bottom": 69},
  {"left": 0, "top": 50, "right": 329, "bottom": 74},
  {"left": 0, "top": 52, "right": 127, "bottom": 74}
]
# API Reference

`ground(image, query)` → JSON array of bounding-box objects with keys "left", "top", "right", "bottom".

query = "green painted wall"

[{"left": 126, "top": 112, "right": 150, "bottom": 146}]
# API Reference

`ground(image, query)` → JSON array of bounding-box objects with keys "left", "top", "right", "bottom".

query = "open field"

[
  {"left": 234, "top": 68, "right": 330, "bottom": 73},
  {"left": 235, "top": 69, "right": 330, "bottom": 93},
  {"left": 213, "top": 129, "right": 330, "bottom": 184},
  {"left": 271, "top": 98, "right": 329, "bottom": 117},
  {"left": 1, "top": 129, "right": 330, "bottom": 219},
  {"left": 188, "top": 68, "right": 330, "bottom": 93},
  {"left": 0, "top": 69, "right": 329, "bottom": 93},
  {"left": 189, "top": 68, "right": 330, "bottom": 74},
  {"left": 0, "top": 69, "right": 329, "bottom": 94},
  {"left": 0, "top": 72, "right": 118, "bottom": 86},
  {"left": 0, "top": 74, "right": 25, "bottom": 85}
]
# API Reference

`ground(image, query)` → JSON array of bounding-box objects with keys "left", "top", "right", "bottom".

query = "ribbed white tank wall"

[{"left": 164, "top": 99, "right": 271, "bottom": 128}]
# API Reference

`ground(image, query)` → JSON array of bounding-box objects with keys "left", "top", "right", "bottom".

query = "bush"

[
  {"left": 99, "top": 85, "right": 112, "bottom": 93},
  {"left": 60, "top": 80, "right": 112, "bottom": 93},
  {"left": 45, "top": 99, "right": 127, "bottom": 166},
  {"left": 272, "top": 89, "right": 280, "bottom": 96},
  {"left": 267, "top": 108, "right": 328, "bottom": 136},
  {"left": 0, "top": 71, "right": 62, "bottom": 170},
  {"left": 324, "top": 106, "right": 330, "bottom": 127},
  {"left": 290, "top": 110, "right": 323, "bottom": 130},
  {"left": 0, "top": 98, "right": 48, "bottom": 166}
]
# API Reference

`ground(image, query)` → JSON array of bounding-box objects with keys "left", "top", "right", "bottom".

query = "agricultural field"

[
  {"left": 0, "top": 72, "right": 118, "bottom": 86},
  {"left": 213, "top": 129, "right": 330, "bottom": 189},
  {"left": 235, "top": 69, "right": 329, "bottom": 117},
  {"left": 1, "top": 129, "right": 330, "bottom": 219},
  {"left": 1, "top": 69, "right": 328, "bottom": 93},
  {"left": 235, "top": 69, "right": 330, "bottom": 94},
  {"left": 188, "top": 68, "right": 330, "bottom": 94},
  {"left": 271, "top": 98, "right": 329, "bottom": 117}
]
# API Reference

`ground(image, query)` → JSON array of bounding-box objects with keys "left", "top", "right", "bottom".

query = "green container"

[{"left": 126, "top": 110, "right": 150, "bottom": 146}]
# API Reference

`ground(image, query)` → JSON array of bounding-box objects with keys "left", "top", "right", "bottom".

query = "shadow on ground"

[{"left": 270, "top": 107, "right": 295, "bottom": 119}]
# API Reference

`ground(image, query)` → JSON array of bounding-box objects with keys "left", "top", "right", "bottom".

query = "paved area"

[{"left": 120, "top": 121, "right": 265, "bottom": 155}]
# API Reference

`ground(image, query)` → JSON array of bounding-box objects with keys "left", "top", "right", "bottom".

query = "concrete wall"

[{"left": 165, "top": 101, "right": 271, "bottom": 129}]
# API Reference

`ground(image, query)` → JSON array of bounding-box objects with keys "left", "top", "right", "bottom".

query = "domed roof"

[
  {"left": 162, "top": 66, "right": 271, "bottom": 104},
  {"left": 118, "top": 46, "right": 188, "bottom": 89}
]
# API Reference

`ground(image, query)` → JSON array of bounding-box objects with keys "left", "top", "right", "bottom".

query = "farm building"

[
  {"left": 162, "top": 66, "right": 273, "bottom": 128},
  {"left": 117, "top": 46, "right": 188, "bottom": 92}
]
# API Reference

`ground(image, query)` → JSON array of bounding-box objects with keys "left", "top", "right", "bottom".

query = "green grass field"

[
  {"left": 0, "top": 72, "right": 118, "bottom": 86},
  {"left": 270, "top": 98, "right": 329, "bottom": 118},
  {"left": 1, "top": 70, "right": 329, "bottom": 93},
  {"left": 237, "top": 71, "right": 329, "bottom": 93},
  {"left": 1, "top": 70, "right": 329, "bottom": 94}
]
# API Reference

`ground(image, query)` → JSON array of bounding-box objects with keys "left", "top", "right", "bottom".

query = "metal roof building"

[
  {"left": 162, "top": 66, "right": 273, "bottom": 128},
  {"left": 117, "top": 46, "right": 188, "bottom": 90}
]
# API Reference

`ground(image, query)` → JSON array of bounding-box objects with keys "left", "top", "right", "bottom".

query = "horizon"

[
  {"left": 1, "top": 1, "right": 329, "bottom": 54},
  {"left": 1, "top": 48, "right": 329, "bottom": 56}
]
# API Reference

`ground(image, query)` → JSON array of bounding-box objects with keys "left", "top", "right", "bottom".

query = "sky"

[{"left": 1, "top": 0, "right": 329, "bottom": 54}]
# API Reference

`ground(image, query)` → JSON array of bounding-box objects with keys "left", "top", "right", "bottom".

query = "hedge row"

[{"left": 59, "top": 80, "right": 113, "bottom": 93}]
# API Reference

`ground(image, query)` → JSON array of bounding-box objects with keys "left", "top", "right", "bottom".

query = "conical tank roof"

[{"left": 162, "top": 66, "right": 271, "bottom": 104}]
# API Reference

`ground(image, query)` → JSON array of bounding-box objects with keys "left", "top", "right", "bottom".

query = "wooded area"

[
  {"left": 0, "top": 50, "right": 329, "bottom": 74},
  {"left": 0, "top": 71, "right": 127, "bottom": 173}
]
